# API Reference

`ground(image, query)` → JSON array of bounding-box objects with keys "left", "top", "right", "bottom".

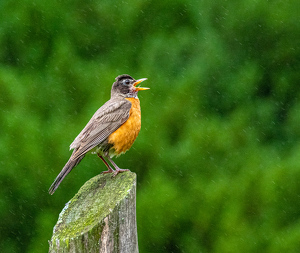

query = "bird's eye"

[{"left": 124, "top": 79, "right": 130, "bottom": 85}]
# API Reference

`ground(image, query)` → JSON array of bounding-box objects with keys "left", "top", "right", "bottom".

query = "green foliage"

[{"left": 0, "top": 0, "right": 299, "bottom": 252}]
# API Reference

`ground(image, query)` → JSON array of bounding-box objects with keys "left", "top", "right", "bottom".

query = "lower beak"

[{"left": 133, "top": 78, "right": 149, "bottom": 91}]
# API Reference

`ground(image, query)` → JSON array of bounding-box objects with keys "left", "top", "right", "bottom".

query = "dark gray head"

[{"left": 111, "top": 74, "right": 149, "bottom": 98}]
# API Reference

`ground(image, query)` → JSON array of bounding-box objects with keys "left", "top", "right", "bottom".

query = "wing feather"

[{"left": 70, "top": 98, "right": 131, "bottom": 159}]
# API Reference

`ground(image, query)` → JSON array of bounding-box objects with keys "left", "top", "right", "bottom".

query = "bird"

[{"left": 48, "top": 74, "right": 149, "bottom": 195}]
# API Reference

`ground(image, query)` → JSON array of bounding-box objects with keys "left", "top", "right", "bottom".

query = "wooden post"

[{"left": 49, "top": 172, "right": 138, "bottom": 253}]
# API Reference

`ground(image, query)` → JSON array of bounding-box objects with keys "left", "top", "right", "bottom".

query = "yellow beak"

[{"left": 133, "top": 78, "right": 149, "bottom": 91}]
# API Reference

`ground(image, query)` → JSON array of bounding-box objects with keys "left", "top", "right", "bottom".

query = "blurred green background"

[{"left": 0, "top": 0, "right": 300, "bottom": 252}]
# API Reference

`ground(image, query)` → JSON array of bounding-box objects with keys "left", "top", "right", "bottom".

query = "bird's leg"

[
  {"left": 106, "top": 156, "right": 130, "bottom": 177},
  {"left": 97, "top": 154, "right": 115, "bottom": 174}
]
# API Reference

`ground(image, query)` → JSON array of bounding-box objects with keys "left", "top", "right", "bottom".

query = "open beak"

[{"left": 133, "top": 78, "right": 149, "bottom": 91}]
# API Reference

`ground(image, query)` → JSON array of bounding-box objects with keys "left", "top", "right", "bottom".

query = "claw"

[
  {"left": 112, "top": 168, "right": 130, "bottom": 177},
  {"left": 101, "top": 168, "right": 115, "bottom": 174}
]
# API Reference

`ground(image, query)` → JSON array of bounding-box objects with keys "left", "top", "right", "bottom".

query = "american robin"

[{"left": 49, "top": 74, "right": 149, "bottom": 195}]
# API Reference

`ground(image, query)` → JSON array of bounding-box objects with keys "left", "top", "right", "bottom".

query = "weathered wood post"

[{"left": 49, "top": 172, "right": 138, "bottom": 253}]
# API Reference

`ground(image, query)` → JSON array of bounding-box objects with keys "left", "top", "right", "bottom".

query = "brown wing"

[{"left": 70, "top": 98, "right": 131, "bottom": 160}]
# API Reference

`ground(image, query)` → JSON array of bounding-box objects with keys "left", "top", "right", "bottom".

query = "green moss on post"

[{"left": 49, "top": 172, "right": 138, "bottom": 253}]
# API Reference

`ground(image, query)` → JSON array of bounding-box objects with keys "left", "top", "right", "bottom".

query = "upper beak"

[{"left": 133, "top": 78, "right": 149, "bottom": 91}]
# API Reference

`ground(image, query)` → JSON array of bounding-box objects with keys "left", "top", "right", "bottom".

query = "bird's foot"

[
  {"left": 98, "top": 154, "right": 115, "bottom": 174},
  {"left": 105, "top": 156, "right": 130, "bottom": 177},
  {"left": 112, "top": 168, "right": 130, "bottom": 177},
  {"left": 101, "top": 168, "right": 115, "bottom": 174}
]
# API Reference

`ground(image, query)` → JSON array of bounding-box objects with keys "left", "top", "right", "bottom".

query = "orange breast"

[{"left": 107, "top": 97, "right": 141, "bottom": 156}]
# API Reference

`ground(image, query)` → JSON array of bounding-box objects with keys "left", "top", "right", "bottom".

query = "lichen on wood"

[{"left": 49, "top": 172, "right": 138, "bottom": 253}]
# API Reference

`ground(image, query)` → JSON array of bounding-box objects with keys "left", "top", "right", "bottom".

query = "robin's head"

[{"left": 111, "top": 74, "right": 149, "bottom": 98}]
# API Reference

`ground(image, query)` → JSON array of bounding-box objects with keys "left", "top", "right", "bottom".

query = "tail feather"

[{"left": 48, "top": 155, "right": 85, "bottom": 195}]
